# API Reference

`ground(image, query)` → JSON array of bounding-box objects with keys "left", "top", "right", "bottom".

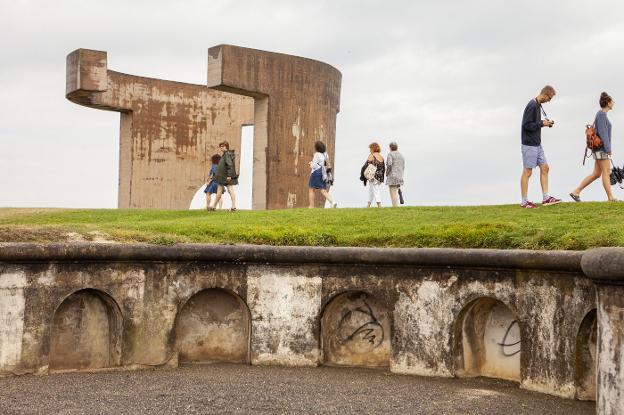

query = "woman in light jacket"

[
  {"left": 570, "top": 92, "right": 617, "bottom": 202},
  {"left": 386, "top": 141, "right": 405, "bottom": 207}
]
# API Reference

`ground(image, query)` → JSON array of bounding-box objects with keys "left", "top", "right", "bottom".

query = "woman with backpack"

[
  {"left": 308, "top": 140, "right": 337, "bottom": 208},
  {"left": 570, "top": 92, "right": 617, "bottom": 202},
  {"left": 360, "top": 142, "right": 385, "bottom": 208},
  {"left": 208, "top": 141, "right": 239, "bottom": 211}
]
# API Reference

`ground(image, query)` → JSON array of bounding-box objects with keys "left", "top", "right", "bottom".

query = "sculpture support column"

[
  {"left": 208, "top": 45, "right": 341, "bottom": 209},
  {"left": 581, "top": 248, "right": 624, "bottom": 415}
]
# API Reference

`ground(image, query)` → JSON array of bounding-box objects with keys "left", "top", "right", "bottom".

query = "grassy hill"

[{"left": 0, "top": 203, "right": 621, "bottom": 250}]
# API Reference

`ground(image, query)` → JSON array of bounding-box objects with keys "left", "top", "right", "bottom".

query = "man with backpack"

[{"left": 519, "top": 85, "right": 561, "bottom": 208}]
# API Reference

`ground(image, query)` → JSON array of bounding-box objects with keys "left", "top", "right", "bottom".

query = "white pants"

[
  {"left": 389, "top": 185, "right": 400, "bottom": 207},
  {"left": 368, "top": 181, "right": 382, "bottom": 203}
]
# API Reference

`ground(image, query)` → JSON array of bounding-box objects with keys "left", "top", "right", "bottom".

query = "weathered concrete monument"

[
  {"left": 66, "top": 49, "right": 254, "bottom": 209},
  {"left": 3, "top": 243, "right": 624, "bottom": 414},
  {"left": 66, "top": 46, "right": 341, "bottom": 209},
  {"left": 207, "top": 45, "right": 342, "bottom": 209}
]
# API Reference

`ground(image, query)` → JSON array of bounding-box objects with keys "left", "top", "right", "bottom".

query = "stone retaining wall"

[{"left": 0, "top": 243, "right": 620, "bottom": 413}]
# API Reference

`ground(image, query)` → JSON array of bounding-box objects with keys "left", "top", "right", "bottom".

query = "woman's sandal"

[
  {"left": 230, "top": 207, "right": 237, "bottom": 212},
  {"left": 569, "top": 193, "right": 581, "bottom": 202}
]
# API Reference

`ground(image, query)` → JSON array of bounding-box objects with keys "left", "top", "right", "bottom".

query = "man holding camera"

[{"left": 520, "top": 85, "right": 561, "bottom": 208}]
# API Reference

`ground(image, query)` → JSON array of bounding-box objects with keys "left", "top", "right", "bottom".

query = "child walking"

[{"left": 204, "top": 154, "right": 224, "bottom": 210}]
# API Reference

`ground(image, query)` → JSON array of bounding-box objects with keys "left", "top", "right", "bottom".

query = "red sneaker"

[
  {"left": 520, "top": 201, "right": 539, "bottom": 209},
  {"left": 542, "top": 196, "right": 562, "bottom": 206}
]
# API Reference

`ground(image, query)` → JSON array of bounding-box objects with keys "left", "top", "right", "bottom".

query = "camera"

[
  {"left": 610, "top": 164, "right": 624, "bottom": 187},
  {"left": 546, "top": 119, "right": 554, "bottom": 128}
]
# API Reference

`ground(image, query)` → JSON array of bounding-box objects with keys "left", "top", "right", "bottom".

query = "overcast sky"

[{"left": 2, "top": 0, "right": 624, "bottom": 209}]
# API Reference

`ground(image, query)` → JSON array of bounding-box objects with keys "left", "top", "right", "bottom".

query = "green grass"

[{"left": 0, "top": 203, "right": 622, "bottom": 250}]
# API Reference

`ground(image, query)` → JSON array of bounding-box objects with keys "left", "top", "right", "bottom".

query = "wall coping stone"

[
  {"left": 582, "top": 247, "right": 624, "bottom": 285},
  {"left": 0, "top": 243, "right": 584, "bottom": 272}
]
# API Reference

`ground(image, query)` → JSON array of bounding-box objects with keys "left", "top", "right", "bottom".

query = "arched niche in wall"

[
  {"left": 575, "top": 309, "right": 597, "bottom": 401},
  {"left": 454, "top": 297, "right": 521, "bottom": 382},
  {"left": 173, "top": 288, "right": 250, "bottom": 364},
  {"left": 321, "top": 291, "right": 391, "bottom": 367},
  {"left": 49, "top": 289, "right": 123, "bottom": 371}
]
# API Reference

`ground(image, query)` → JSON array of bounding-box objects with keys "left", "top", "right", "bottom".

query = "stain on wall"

[
  {"left": 0, "top": 271, "right": 26, "bottom": 372},
  {"left": 393, "top": 275, "right": 459, "bottom": 378},
  {"left": 595, "top": 285, "right": 623, "bottom": 413},
  {"left": 247, "top": 268, "right": 321, "bottom": 366}
]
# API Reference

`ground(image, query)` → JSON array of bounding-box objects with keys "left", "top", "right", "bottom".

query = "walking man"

[{"left": 520, "top": 85, "right": 561, "bottom": 208}]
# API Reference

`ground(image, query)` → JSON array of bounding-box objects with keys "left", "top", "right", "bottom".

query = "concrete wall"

[
  {"left": 0, "top": 244, "right": 606, "bottom": 405},
  {"left": 581, "top": 248, "right": 624, "bottom": 414}
]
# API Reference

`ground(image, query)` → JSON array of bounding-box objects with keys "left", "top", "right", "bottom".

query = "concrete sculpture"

[
  {"left": 66, "top": 48, "right": 254, "bottom": 209},
  {"left": 208, "top": 45, "right": 342, "bottom": 209},
  {"left": 66, "top": 46, "right": 342, "bottom": 209}
]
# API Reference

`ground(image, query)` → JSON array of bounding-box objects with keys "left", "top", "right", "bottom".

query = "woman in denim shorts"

[
  {"left": 570, "top": 92, "right": 617, "bottom": 201},
  {"left": 308, "top": 140, "right": 337, "bottom": 208}
]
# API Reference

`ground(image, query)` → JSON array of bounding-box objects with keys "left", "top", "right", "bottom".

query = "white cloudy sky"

[{"left": 2, "top": 0, "right": 624, "bottom": 209}]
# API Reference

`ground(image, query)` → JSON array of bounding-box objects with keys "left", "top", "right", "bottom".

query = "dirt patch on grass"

[
  {"left": 0, "top": 226, "right": 68, "bottom": 242},
  {"left": 65, "top": 231, "right": 118, "bottom": 244},
  {"left": 0, "top": 227, "right": 117, "bottom": 243}
]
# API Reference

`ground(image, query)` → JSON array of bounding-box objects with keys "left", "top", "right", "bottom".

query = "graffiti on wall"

[
  {"left": 322, "top": 292, "right": 391, "bottom": 367},
  {"left": 497, "top": 320, "right": 521, "bottom": 357},
  {"left": 338, "top": 299, "right": 384, "bottom": 350}
]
